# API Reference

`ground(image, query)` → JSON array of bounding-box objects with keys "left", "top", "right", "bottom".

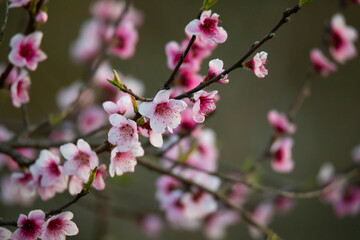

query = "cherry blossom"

[
  {"left": 139, "top": 214, "right": 163, "bottom": 238},
  {"left": 109, "top": 141, "right": 144, "bottom": 177},
  {"left": 92, "top": 164, "right": 107, "bottom": 190},
  {"left": 182, "top": 189, "right": 218, "bottom": 219},
  {"left": 317, "top": 163, "right": 345, "bottom": 204},
  {"left": 138, "top": 121, "right": 164, "bottom": 148},
  {"left": 204, "top": 210, "right": 239, "bottom": 240},
  {"left": 109, "top": 21, "right": 138, "bottom": 59},
  {"left": 245, "top": 51, "right": 268, "bottom": 78},
  {"left": 310, "top": 48, "right": 337, "bottom": 77},
  {"left": 0, "top": 63, "right": 18, "bottom": 87},
  {"left": 0, "top": 227, "right": 11, "bottom": 240},
  {"left": 267, "top": 110, "right": 296, "bottom": 134},
  {"left": 90, "top": 0, "right": 123, "bottom": 21},
  {"left": 102, "top": 95, "right": 133, "bottom": 116},
  {"left": 270, "top": 137, "right": 294, "bottom": 173},
  {"left": 274, "top": 196, "right": 295, "bottom": 215},
  {"left": 185, "top": 10, "right": 228, "bottom": 45},
  {"left": 176, "top": 69, "right": 203, "bottom": 91},
  {"left": 68, "top": 176, "right": 83, "bottom": 196},
  {"left": 248, "top": 202, "right": 274, "bottom": 238},
  {"left": 139, "top": 90, "right": 187, "bottom": 134},
  {"left": 8, "top": 31, "right": 47, "bottom": 71},
  {"left": 41, "top": 211, "right": 79, "bottom": 240},
  {"left": 108, "top": 114, "right": 138, "bottom": 152},
  {"left": 8, "top": 0, "right": 31, "bottom": 8},
  {"left": 165, "top": 41, "right": 200, "bottom": 71},
  {"left": 204, "top": 59, "right": 228, "bottom": 84},
  {"left": 12, "top": 210, "right": 45, "bottom": 240},
  {"left": 77, "top": 106, "right": 106, "bottom": 135},
  {"left": 35, "top": 11, "right": 48, "bottom": 24},
  {"left": 10, "top": 69, "right": 31, "bottom": 108},
  {"left": 330, "top": 14, "right": 358, "bottom": 64},
  {"left": 334, "top": 186, "right": 360, "bottom": 218},
  {"left": 33, "top": 150, "right": 64, "bottom": 188},
  {"left": 192, "top": 90, "right": 218, "bottom": 123},
  {"left": 60, "top": 139, "right": 99, "bottom": 181}
]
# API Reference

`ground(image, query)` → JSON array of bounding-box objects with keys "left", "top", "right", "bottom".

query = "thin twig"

[
  {"left": 173, "top": 4, "right": 301, "bottom": 100},
  {"left": 0, "top": 0, "right": 9, "bottom": 42}
]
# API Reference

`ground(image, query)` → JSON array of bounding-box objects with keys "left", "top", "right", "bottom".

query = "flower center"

[
  {"left": 201, "top": 18, "right": 217, "bottom": 34},
  {"left": 331, "top": 31, "right": 343, "bottom": 50},
  {"left": 199, "top": 97, "right": 216, "bottom": 116},
  {"left": 49, "top": 161, "right": 61, "bottom": 176},
  {"left": 47, "top": 218, "right": 63, "bottom": 232},
  {"left": 74, "top": 151, "right": 89, "bottom": 165},
  {"left": 22, "top": 219, "right": 36, "bottom": 234},
  {"left": 20, "top": 44, "right": 35, "bottom": 60},
  {"left": 155, "top": 103, "right": 170, "bottom": 116},
  {"left": 275, "top": 149, "right": 284, "bottom": 161}
]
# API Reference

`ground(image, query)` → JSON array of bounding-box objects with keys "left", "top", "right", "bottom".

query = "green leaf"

[
  {"left": 299, "top": 0, "right": 312, "bottom": 7},
  {"left": 241, "top": 157, "right": 255, "bottom": 173},
  {"left": 267, "top": 233, "right": 280, "bottom": 240},
  {"left": 131, "top": 96, "right": 138, "bottom": 113},
  {"left": 108, "top": 70, "right": 125, "bottom": 90},
  {"left": 202, "top": 0, "right": 218, "bottom": 10},
  {"left": 83, "top": 167, "right": 97, "bottom": 193},
  {"left": 136, "top": 116, "right": 146, "bottom": 126},
  {"left": 49, "top": 112, "right": 67, "bottom": 125}
]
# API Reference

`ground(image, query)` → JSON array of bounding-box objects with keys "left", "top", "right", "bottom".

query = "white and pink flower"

[
  {"left": 204, "top": 59, "right": 228, "bottom": 84},
  {"left": 330, "top": 14, "right": 358, "bottom": 64},
  {"left": 204, "top": 210, "right": 239, "bottom": 240},
  {"left": 245, "top": 51, "right": 268, "bottom": 78},
  {"left": 33, "top": 150, "right": 64, "bottom": 188},
  {"left": 12, "top": 210, "right": 45, "bottom": 240},
  {"left": 8, "top": 31, "right": 47, "bottom": 71},
  {"left": 108, "top": 114, "right": 138, "bottom": 152},
  {"left": 103, "top": 95, "right": 134, "bottom": 116},
  {"left": 185, "top": 10, "right": 227, "bottom": 45},
  {"left": 138, "top": 214, "right": 163, "bottom": 238},
  {"left": 35, "top": 11, "right": 48, "bottom": 24},
  {"left": 165, "top": 41, "right": 200, "bottom": 71},
  {"left": 249, "top": 202, "right": 274, "bottom": 238},
  {"left": 334, "top": 186, "right": 360, "bottom": 218},
  {"left": 77, "top": 106, "right": 106, "bottom": 135},
  {"left": 109, "top": 21, "right": 138, "bottom": 59},
  {"left": 138, "top": 90, "right": 187, "bottom": 133},
  {"left": 92, "top": 164, "right": 107, "bottom": 190},
  {"left": 41, "top": 211, "right": 79, "bottom": 240},
  {"left": 192, "top": 90, "right": 218, "bottom": 123},
  {"left": 0, "top": 227, "right": 11, "bottom": 240},
  {"left": 270, "top": 137, "right": 294, "bottom": 173},
  {"left": 138, "top": 121, "right": 164, "bottom": 148},
  {"left": 60, "top": 139, "right": 99, "bottom": 181},
  {"left": 267, "top": 110, "right": 296, "bottom": 134},
  {"left": 109, "top": 141, "right": 144, "bottom": 177},
  {"left": 310, "top": 48, "right": 337, "bottom": 77},
  {"left": 10, "top": 69, "right": 31, "bottom": 108}
]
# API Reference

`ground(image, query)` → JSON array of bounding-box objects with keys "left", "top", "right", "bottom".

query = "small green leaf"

[
  {"left": 49, "top": 112, "right": 67, "bottom": 125},
  {"left": 241, "top": 157, "right": 255, "bottom": 173},
  {"left": 83, "top": 167, "right": 97, "bottom": 193},
  {"left": 299, "top": 0, "right": 312, "bottom": 7},
  {"left": 267, "top": 233, "right": 280, "bottom": 240},
  {"left": 131, "top": 96, "right": 138, "bottom": 113},
  {"left": 202, "top": 0, "right": 218, "bottom": 10},
  {"left": 136, "top": 116, "right": 146, "bottom": 126}
]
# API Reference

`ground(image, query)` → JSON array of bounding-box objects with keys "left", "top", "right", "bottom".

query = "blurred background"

[{"left": 1, "top": 0, "right": 360, "bottom": 239}]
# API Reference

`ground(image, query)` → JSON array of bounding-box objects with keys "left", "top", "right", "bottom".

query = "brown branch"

[
  {"left": 173, "top": 4, "right": 301, "bottom": 100},
  {"left": 0, "top": 144, "right": 32, "bottom": 168},
  {"left": 0, "top": 0, "right": 9, "bottom": 42},
  {"left": 135, "top": 157, "right": 279, "bottom": 239}
]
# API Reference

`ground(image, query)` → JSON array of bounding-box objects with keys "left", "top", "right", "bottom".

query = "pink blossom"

[
  {"left": 33, "top": 150, "right": 64, "bottom": 188},
  {"left": 317, "top": 164, "right": 345, "bottom": 205},
  {"left": 77, "top": 106, "right": 106, "bottom": 135},
  {"left": 70, "top": 20, "right": 103, "bottom": 64},
  {"left": 8, "top": 0, "right": 31, "bottom": 8},
  {"left": 270, "top": 137, "right": 294, "bottom": 173},
  {"left": 109, "top": 141, "right": 144, "bottom": 177},
  {"left": 249, "top": 202, "right": 274, "bottom": 238},
  {"left": 227, "top": 183, "right": 250, "bottom": 206},
  {"left": 334, "top": 186, "right": 360, "bottom": 218},
  {"left": 90, "top": 0, "right": 123, "bottom": 21},
  {"left": 267, "top": 110, "right": 296, "bottom": 134},
  {"left": 103, "top": 95, "right": 133, "bottom": 116},
  {"left": 35, "top": 11, "right": 48, "bottom": 24},
  {"left": 92, "top": 164, "right": 107, "bottom": 190},
  {"left": 1, "top": 174, "right": 36, "bottom": 206},
  {"left": 10, "top": 69, "right": 31, "bottom": 108},
  {"left": 165, "top": 41, "right": 200, "bottom": 71},
  {"left": 185, "top": 10, "right": 228, "bottom": 45},
  {"left": 0, "top": 125, "right": 13, "bottom": 141},
  {"left": 176, "top": 109, "right": 198, "bottom": 133},
  {"left": 330, "top": 14, "right": 358, "bottom": 64},
  {"left": 0, "top": 227, "right": 11, "bottom": 240},
  {"left": 310, "top": 48, "right": 337, "bottom": 77},
  {"left": 109, "top": 21, "right": 138, "bottom": 59},
  {"left": 274, "top": 196, "right": 295, "bottom": 215},
  {"left": 204, "top": 210, "right": 239, "bottom": 240},
  {"left": 41, "top": 211, "right": 79, "bottom": 240},
  {"left": 192, "top": 90, "right": 218, "bottom": 123},
  {"left": 29, "top": 163, "right": 68, "bottom": 201},
  {"left": 352, "top": 145, "right": 360, "bottom": 163},
  {"left": 182, "top": 189, "right": 218, "bottom": 219},
  {"left": 204, "top": 59, "right": 228, "bottom": 84},
  {"left": 60, "top": 139, "right": 99, "bottom": 181},
  {"left": 139, "top": 214, "right": 163, "bottom": 238},
  {"left": 12, "top": 210, "right": 45, "bottom": 240},
  {"left": 8, "top": 32, "right": 47, "bottom": 71},
  {"left": 245, "top": 51, "right": 268, "bottom": 78},
  {"left": 138, "top": 121, "right": 164, "bottom": 148},
  {"left": 0, "top": 64, "right": 18, "bottom": 87},
  {"left": 68, "top": 176, "right": 83, "bottom": 195},
  {"left": 176, "top": 69, "right": 203, "bottom": 91},
  {"left": 108, "top": 114, "right": 138, "bottom": 151},
  {"left": 56, "top": 82, "right": 94, "bottom": 110},
  {"left": 49, "top": 122, "right": 75, "bottom": 142},
  {"left": 138, "top": 90, "right": 187, "bottom": 133}
]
